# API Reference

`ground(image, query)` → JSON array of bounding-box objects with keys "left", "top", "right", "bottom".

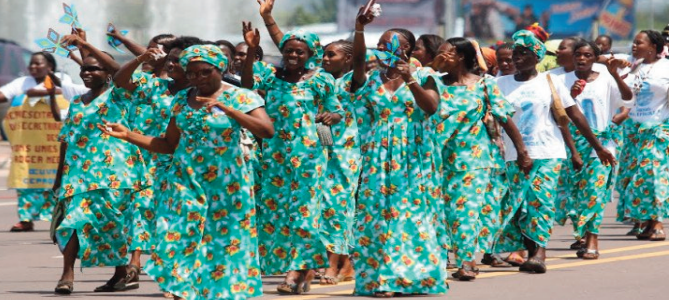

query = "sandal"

[
  {"left": 451, "top": 265, "right": 478, "bottom": 281},
  {"left": 489, "top": 255, "right": 512, "bottom": 268},
  {"left": 336, "top": 273, "right": 355, "bottom": 282},
  {"left": 54, "top": 280, "right": 73, "bottom": 295},
  {"left": 374, "top": 291, "right": 395, "bottom": 298},
  {"left": 94, "top": 276, "right": 125, "bottom": 292},
  {"left": 504, "top": 254, "right": 525, "bottom": 267},
  {"left": 519, "top": 258, "right": 546, "bottom": 274},
  {"left": 277, "top": 282, "right": 302, "bottom": 295},
  {"left": 10, "top": 221, "right": 34, "bottom": 232},
  {"left": 320, "top": 275, "right": 338, "bottom": 285},
  {"left": 480, "top": 254, "right": 495, "bottom": 265},
  {"left": 582, "top": 249, "right": 599, "bottom": 260},
  {"left": 122, "top": 265, "right": 140, "bottom": 290},
  {"left": 649, "top": 229, "right": 666, "bottom": 241},
  {"left": 626, "top": 226, "right": 640, "bottom": 236},
  {"left": 569, "top": 240, "right": 585, "bottom": 250}
]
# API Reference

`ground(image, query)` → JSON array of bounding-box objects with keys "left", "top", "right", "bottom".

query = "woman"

[
  {"left": 319, "top": 39, "right": 361, "bottom": 284},
  {"left": 412, "top": 34, "right": 444, "bottom": 67},
  {"left": 548, "top": 37, "right": 582, "bottom": 76},
  {"left": 493, "top": 29, "right": 615, "bottom": 273},
  {"left": 111, "top": 36, "right": 201, "bottom": 291},
  {"left": 495, "top": 43, "right": 516, "bottom": 77},
  {"left": 620, "top": 30, "right": 669, "bottom": 241},
  {"left": 241, "top": 24, "right": 344, "bottom": 294},
  {"left": 102, "top": 44, "right": 273, "bottom": 300},
  {"left": 429, "top": 37, "right": 531, "bottom": 280},
  {"left": 0, "top": 52, "right": 78, "bottom": 232},
  {"left": 349, "top": 11, "right": 447, "bottom": 297},
  {"left": 52, "top": 35, "right": 150, "bottom": 294},
  {"left": 560, "top": 40, "right": 633, "bottom": 259}
]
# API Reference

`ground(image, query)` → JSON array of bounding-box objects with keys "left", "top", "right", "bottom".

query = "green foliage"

[{"left": 287, "top": 0, "right": 337, "bottom": 26}]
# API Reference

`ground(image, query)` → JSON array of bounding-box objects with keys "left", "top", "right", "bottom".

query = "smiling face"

[
  {"left": 233, "top": 43, "right": 248, "bottom": 72},
  {"left": 496, "top": 48, "right": 516, "bottom": 75},
  {"left": 281, "top": 39, "right": 310, "bottom": 71},
  {"left": 512, "top": 45, "right": 538, "bottom": 72},
  {"left": 556, "top": 38, "right": 577, "bottom": 69},
  {"left": 322, "top": 44, "right": 351, "bottom": 74},
  {"left": 164, "top": 48, "right": 185, "bottom": 81},
  {"left": 185, "top": 61, "right": 222, "bottom": 95},
  {"left": 632, "top": 32, "right": 657, "bottom": 60},
  {"left": 80, "top": 56, "right": 109, "bottom": 89},
  {"left": 28, "top": 54, "right": 53, "bottom": 79}
]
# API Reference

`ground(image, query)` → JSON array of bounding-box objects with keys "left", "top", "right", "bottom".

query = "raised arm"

[
  {"left": 106, "top": 24, "right": 147, "bottom": 56},
  {"left": 99, "top": 117, "right": 181, "bottom": 154},
  {"left": 352, "top": 7, "right": 376, "bottom": 92},
  {"left": 72, "top": 28, "right": 90, "bottom": 60},
  {"left": 607, "top": 57, "right": 633, "bottom": 101},
  {"left": 258, "top": 0, "right": 284, "bottom": 47},
  {"left": 241, "top": 22, "right": 261, "bottom": 90},
  {"left": 113, "top": 48, "right": 165, "bottom": 92},
  {"left": 61, "top": 35, "right": 120, "bottom": 72}
]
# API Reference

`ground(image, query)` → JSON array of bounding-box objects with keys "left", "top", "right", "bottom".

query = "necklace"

[{"left": 381, "top": 71, "right": 401, "bottom": 82}]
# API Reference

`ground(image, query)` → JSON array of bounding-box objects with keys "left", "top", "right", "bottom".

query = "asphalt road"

[{"left": 0, "top": 196, "right": 668, "bottom": 300}]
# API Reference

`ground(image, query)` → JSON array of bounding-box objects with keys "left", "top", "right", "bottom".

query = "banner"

[
  {"left": 597, "top": 0, "right": 636, "bottom": 40},
  {"left": 2, "top": 95, "right": 68, "bottom": 189},
  {"left": 462, "top": 0, "right": 633, "bottom": 40},
  {"left": 337, "top": 0, "right": 444, "bottom": 34}
]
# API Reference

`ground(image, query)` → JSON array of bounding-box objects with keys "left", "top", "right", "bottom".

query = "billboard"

[
  {"left": 337, "top": 0, "right": 445, "bottom": 34},
  {"left": 462, "top": 0, "right": 635, "bottom": 41}
]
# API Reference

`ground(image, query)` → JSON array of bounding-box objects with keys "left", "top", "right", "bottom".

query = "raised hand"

[
  {"left": 257, "top": 0, "right": 275, "bottom": 18},
  {"left": 71, "top": 27, "right": 87, "bottom": 42},
  {"left": 607, "top": 54, "right": 630, "bottom": 75},
  {"left": 356, "top": 5, "right": 376, "bottom": 27},
  {"left": 60, "top": 34, "right": 84, "bottom": 47},
  {"left": 242, "top": 21, "right": 261, "bottom": 48},
  {"left": 106, "top": 23, "right": 123, "bottom": 39},
  {"left": 137, "top": 47, "right": 166, "bottom": 64}
]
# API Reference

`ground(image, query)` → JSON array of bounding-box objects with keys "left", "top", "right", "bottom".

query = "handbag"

[
  {"left": 481, "top": 80, "right": 505, "bottom": 157},
  {"left": 545, "top": 74, "right": 571, "bottom": 126},
  {"left": 316, "top": 123, "right": 334, "bottom": 146}
]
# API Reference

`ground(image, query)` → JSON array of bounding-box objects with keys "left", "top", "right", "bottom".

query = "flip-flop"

[
  {"left": 336, "top": 274, "right": 355, "bottom": 282},
  {"left": 320, "top": 275, "right": 338, "bottom": 285},
  {"left": 277, "top": 282, "right": 301, "bottom": 295},
  {"left": 582, "top": 249, "right": 599, "bottom": 260},
  {"left": 504, "top": 255, "right": 525, "bottom": 267},
  {"left": 649, "top": 229, "right": 666, "bottom": 241},
  {"left": 489, "top": 255, "right": 512, "bottom": 268},
  {"left": 54, "top": 280, "right": 73, "bottom": 295}
]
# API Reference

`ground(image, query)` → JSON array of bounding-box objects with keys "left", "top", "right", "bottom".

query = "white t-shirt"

[
  {"left": 546, "top": 63, "right": 608, "bottom": 76},
  {"left": 627, "top": 58, "right": 669, "bottom": 123},
  {"left": 0, "top": 73, "right": 87, "bottom": 102},
  {"left": 496, "top": 73, "right": 576, "bottom": 161},
  {"left": 560, "top": 71, "right": 628, "bottom": 157}
]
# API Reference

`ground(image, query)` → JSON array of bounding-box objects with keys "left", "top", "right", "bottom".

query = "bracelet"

[
  {"left": 406, "top": 80, "right": 417, "bottom": 86},
  {"left": 265, "top": 22, "right": 276, "bottom": 27},
  {"left": 355, "top": 30, "right": 364, "bottom": 34}
]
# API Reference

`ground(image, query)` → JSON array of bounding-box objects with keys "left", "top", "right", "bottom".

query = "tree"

[{"left": 287, "top": 0, "right": 337, "bottom": 26}]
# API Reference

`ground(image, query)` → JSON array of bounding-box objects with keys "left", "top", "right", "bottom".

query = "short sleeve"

[
  {"left": 170, "top": 90, "right": 188, "bottom": 118},
  {"left": 252, "top": 61, "right": 275, "bottom": 91},
  {"left": 59, "top": 82, "right": 89, "bottom": 101},
  {"left": 130, "top": 72, "right": 157, "bottom": 104},
  {"left": 551, "top": 75, "right": 576, "bottom": 108},
  {"left": 230, "top": 88, "right": 265, "bottom": 114},
  {"left": 314, "top": 70, "right": 344, "bottom": 115},
  {"left": 484, "top": 78, "right": 515, "bottom": 123},
  {"left": 0, "top": 77, "right": 30, "bottom": 100},
  {"left": 608, "top": 76, "right": 626, "bottom": 109}
]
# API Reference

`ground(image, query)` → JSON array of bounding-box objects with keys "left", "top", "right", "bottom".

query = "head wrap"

[
  {"left": 524, "top": 23, "right": 550, "bottom": 43},
  {"left": 279, "top": 30, "right": 323, "bottom": 69},
  {"left": 512, "top": 29, "right": 547, "bottom": 62},
  {"left": 179, "top": 44, "right": 228, "bottom": 72},
  {"left": 481, "top": 47, "right": 497, "bottom": 69}
]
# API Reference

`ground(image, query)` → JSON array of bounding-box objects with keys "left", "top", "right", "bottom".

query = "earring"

[{"left": 106, "top": 75, "right": 113, "bottom": 84}]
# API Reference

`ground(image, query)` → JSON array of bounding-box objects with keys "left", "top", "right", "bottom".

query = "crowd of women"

[{"left": 1, "top": 0, "right": 668, "bottom": 300}]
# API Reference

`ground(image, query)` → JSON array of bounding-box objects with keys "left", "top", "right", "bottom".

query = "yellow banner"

[{"left": 2, "top": 95, "right": 69, "bottom": 189}]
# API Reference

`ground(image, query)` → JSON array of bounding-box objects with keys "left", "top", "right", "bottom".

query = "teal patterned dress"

[
  {"left": 353, "top": 69, "right": 447, "bottom": 295},
  {"left": 55, "top": 89, "right": 151, "bottom": 267},
  {"left": 431, "top": 77, "right": 514, "bottom": 266},
  {"left": 143, "top": 87, "right": 263, "bottom": 300},
  {"left": 320, "top": 71, "right": 362, "bottom": 254},
  {"left": 253, "top": 67, "right": 344, "bottom": 274}
]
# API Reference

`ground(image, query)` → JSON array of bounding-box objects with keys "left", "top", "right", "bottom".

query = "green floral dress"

[
  {"left": 353, "top": 69, "right": 447, "bottom": 295},
  {"left": 253, "top": 67, "right": 343, "bottom": 274},
  {"left": 144, "top": 87, "right": 263, "bottom": 300},
  {"left": 55, "top": 88, "right": 151, "bottom": 267},
  {"left": 431, "top": 78, "right": 513, "bottom": 266},
  {"left": 321, "top": 71, "right": 362, "bottom": 254},
  {"left": 123, "top": 72, "right": 181, "bottom": 252}
]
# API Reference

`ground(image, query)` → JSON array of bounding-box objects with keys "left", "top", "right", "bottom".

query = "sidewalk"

[{"left": 0, "top": 141, "right": 17, "bottom": 199}]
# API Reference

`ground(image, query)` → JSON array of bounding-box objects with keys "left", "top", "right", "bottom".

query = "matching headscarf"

[
  {"left": 279, "top": 30, "right": 323, "bottom": 70},
  {"left": 512, "top": 29, "right": 547, "bottom": 62},
  {"left": 179, "top": 44, "right": 228, "bottom": 72}
]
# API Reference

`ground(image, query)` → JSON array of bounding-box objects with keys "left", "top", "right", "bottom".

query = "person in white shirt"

[
  {"left": 618, "top": 30, "right": 669, "bottom": 242},
  {"left": 0, "top": 52, "right": 77, "bottom": 232},
  {"left": 492, "top": 29, "right": 615, "bottom": 274},
  {"left": 560, "top": 40, "right": 633, "bottom": 259}
]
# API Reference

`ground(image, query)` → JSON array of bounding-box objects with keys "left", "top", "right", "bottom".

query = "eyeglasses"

[
  {"left": 80, "top": 66, "right": 106, "bottom": 73},
  {"left": 185, "top": 67, "right": 216, "bottom": 80}
]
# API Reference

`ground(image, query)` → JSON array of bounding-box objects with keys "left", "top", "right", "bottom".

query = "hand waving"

[{"left": 242, "top": 22, "right": 260, "bottom": 48}]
